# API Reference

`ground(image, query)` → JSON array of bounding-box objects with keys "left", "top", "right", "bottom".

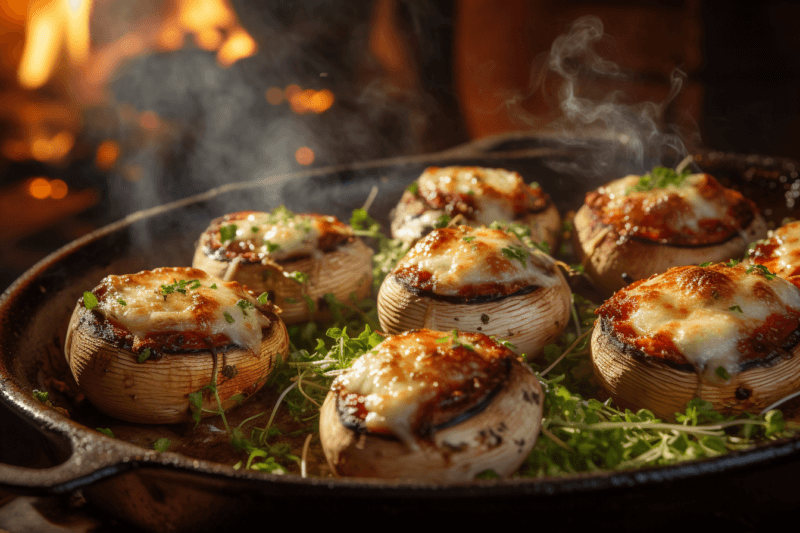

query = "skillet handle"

[{"left": 0, "top": 410, "right": 134, "bottom": 495}]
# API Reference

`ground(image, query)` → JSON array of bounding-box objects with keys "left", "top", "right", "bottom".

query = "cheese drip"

[
  {"left": 394, "top": 226, "right": 559, "bottom": 295},
  {"left": 221, "top": 212, "right": 352, "bottom": 262},
  {"left": 333, "top": 329, "right": 510, "bottom": 447},
  {"left": 617, "top": 265, "right": 800, "bottom": 377},
  {"left": 93, "top": 267, "right": 269, "bottom": 356}
]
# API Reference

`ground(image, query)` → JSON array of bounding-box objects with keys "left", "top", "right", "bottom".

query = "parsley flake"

[
  {"left": 117, "top": 298, "right": 127, "bottom": 306},
  {"left": 257, "top": 292, "right": 269, "bottom": 305},
  {"left": 96, "top": 428, "right": 115, "bottom": 438},
  {"left": 406, "top": 182, "right": 419, "bottom": 195},
  {"left": 434, "top": 214, "right": 452, "bottom": 229},
  {"left": 627, "top": 166, "right": 692, "bottom": 193},
  {"left": 32, "top": 390, "right": 49, "bottom": 404},
  {"left": 725, "top": 259, "right": 741, "bottom": 268},
  {"left": 699, "top": 262, "right": 713, "bottom": 267},
  {"left": 715, "top": 366, "right": 731, "bottom": 380},
  {"left": 223, "top": 311, "right": 235, "bottom": 323},
  {"left": 237, "top": 299, "right": 255, "bottom": 316},
  {"left": 746, "top": 264, "right": 777, "bottom": 280},
  {"left": 284, "top": 271, "right": 309, "bottom": 284},
  {"left": 462, "top": 236, "right": 476, "bottom": 243},
  {"left": 220, "top": 224, "right": 238, "bottom": 243},
  {"left": 265, "top": 242, "right": 281, "bottom": 253},
  {"left": 729, "top": 305, "right": 743, "bottom": 314},
  {"left": 138, "top": 348, "right": 152, "bottom": 363},
  {"left": 83, "top": 291, "right": 98, "bottom": 310},
  {"left": 501, "top": 244, "right": 530, "bottom": 268}
]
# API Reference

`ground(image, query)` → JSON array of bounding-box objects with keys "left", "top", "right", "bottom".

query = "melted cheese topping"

[
  {"left": 91, "top": 267, "right": 271, "bottom": 356},
  {"left": 204, "top": 210, "right": 352, "bottom": 263},
  {"left": 392, "top": 226, "right": 559, "bottom": 297},
  {"left": 597, "top": 264, "right": 800, "bottom": 378},
  {"left": 332, "top": 329, "right": 511, "bottom": 446},
  {"left": 750, "top": 221, "right": 800, "bottom": 284},
  {"left": 585, "top": 173, "right": 757, "bottom": 245}
]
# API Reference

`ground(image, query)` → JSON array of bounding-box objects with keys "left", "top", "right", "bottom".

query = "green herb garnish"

[
  {"left": 627, "top": 166, "right": 692, "bottom": 193},
  {"left": 284, "top": 271, "right": 309, "bottom": 285},
  {"left": 462, "top": 236, "right": 476, "bottom": 243},
  {"left": 223, "top": 311, "right": 235, "bottom": 323},
  {"left": 83, "top": 292, "right": 98, "bottom": 310},
  {"left": 32, "top": 390, "right": 49, "bottom": 404},
  {"left": 434, "top": 214, "right": 452, "bottom": 229},
  {"left": 406, "top": 182, "right": 419, "bottom": 195},
  {"left": 97, "top": 428, "right": 115, "bottom": 438},
  {"left": 257, "top": 292, "right": 269, "bottom": 305},
  {"left": 265, "top": 242, "right": 281, "bottom": 253},
  {"left": 117, "top": 298, "right": 127, "bottom": 306},
  {"left": 501, "top": 244, "right": 530, "bottom": 268},
  {"left": 729, "top": 305, "right": 743, "bottom": 313},
  {"left": 220, "top": 224, "right": 238, "bottom": 243},
  {"left": 746, "top": 264, "right": 777, "bottom": 280},
  {"left": 725, "top": 259, "right": 741, "bottom": 268},
  {"left": 160, "top": 279, "right": 201, "bottom": 296},
  {"left": 153, "top": 438, "right": 171, "bottom": 452},
  {"left": 699, "top": 262, "right": 713, "bottom": 267},
  {"left": 138, "top": 348, "right": 151, "bottom": 363},
  {"left": 715, "top": 366, "right": 732, "bottom": 380},
  {"left": 237, "top": 299, "right": 255, "bottom": 316}
]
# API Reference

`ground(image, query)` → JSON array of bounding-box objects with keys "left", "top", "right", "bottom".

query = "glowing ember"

[
  {"left": 217, "top": 28, "right": 256, "bottom": 67},
  {"left": 295, "top": 147, "right": 315, "bottom": 166},
  {"left": 265, "top": 87, "right": 284, "bottom": 105}
]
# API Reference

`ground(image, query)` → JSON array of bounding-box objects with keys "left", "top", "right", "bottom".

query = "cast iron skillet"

[{"left": 1, "top": 134, "right": 800, "bottom": 531}]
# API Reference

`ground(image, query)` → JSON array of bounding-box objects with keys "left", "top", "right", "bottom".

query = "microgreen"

[
  {"left": 220, "top": 224, "right": 238, "bottom": 243},
  {"left": 725, "top": 259, "right": 741, "bottom": 268},
  {"left": 349, "top": 208, "right": 410, "bottom": 290},
  {"left": 117, "top": 298, "right": 127, "bottom": 306},
  {"left": 257, "top": 292, "right": 269, "bottom": 305},
  {"left": 32, "top": 390, "right": 50, "bottom": 404},
  {"left": 83, "top": 292, "right": 98, "bottom": 310},
  {"left": 153, "top": 438, "right": 171, "bottom": 452},
  {"left": 699, "top": 262, "right": 713, "bottom": 267},
  {"left": 435, "top": 330, "right": 475, "bottom": 351},
  {"left": 223, "top": 311, "right": 235, "bottom": 324},
  {"left": 96, "top": 428, "right": 115, "bottom": 438},
  {"left": 627, "top": 166, "right": 691, "bottom": 193}
]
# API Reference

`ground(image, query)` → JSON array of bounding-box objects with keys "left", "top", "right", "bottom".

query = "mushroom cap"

[
  {"left": 391, "top": 166, "right": 560, "bottom": 250},
  {"left": 378, "top": 226, "right": 571, "bottom": 356},
  {"left": 193, "top": 211, "right": 373, "bottom": 324},
  {"left": 590, "top": 263, "right": 800, "bottom": 420},
  {"left": 319, "top": 329, "right": 544, "bottom": 480},
  {"left": 573, "top": 173, "right": 768, "bottom": 294},
  {"left": 64, "top": 267, "right": 290, "bottom": 424}
]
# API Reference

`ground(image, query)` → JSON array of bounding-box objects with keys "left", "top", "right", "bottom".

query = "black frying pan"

[{"left": 1, "top": 134, "right": 799, "bottom": 531}]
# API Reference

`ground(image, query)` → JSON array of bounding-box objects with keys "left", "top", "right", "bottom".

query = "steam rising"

[{"left": 519, "top": 16, "right": 696, "bottom": 177}]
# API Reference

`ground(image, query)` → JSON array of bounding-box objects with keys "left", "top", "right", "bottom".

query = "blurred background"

[{"left": 2, "top": 0, "right": 800, "bottom": 292}]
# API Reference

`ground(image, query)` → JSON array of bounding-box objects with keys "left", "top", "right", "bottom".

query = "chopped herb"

[
  {"left": 251, "top": 226, "right": 259, "bottom": 233},
  {"left": 434, "top": 214, "right": 452, "bottom": 229},
  {"left": 501, "top": 244, "right": 530, "bottom": 268},
  {"left": 532, "top": 240, "right": 551, "bottom": 254},
  {"left": 83, "top": 291, "right": 98, "bottom": 310},
  {"left": 462, "top": 236, "right": 476, "bottom": 243},
  {"left": 153, "top": 438, "right": 171, "bottom": 452},
  {"left": 220, "top": 224, "right": 238, "bottom": 243},
  {"left": 96, "top": 428, "right": 115, "bottom": 438},
  {"left": 627, "top": 166, "right": 692, "bottom": 193},
  {"left": 435, "top": 330, "right": 475, "bottom": 351},
  {"left": 138, "top": 348, "right": 152, "bottom": 363},
  {"left": 161, "top": 279, "right": 201, "bottom": 296},
  {"left": 746, "top": 264, "right": 777, "bottom": 280},
  {"left": 265, "top": 242, "right": 281, "bottom": 253},
  {"left": 729, "top": 305, "right": 743, "bottom": 314},
  {"left": 406, "top": 182, "right": 419, "bottom": 195},
  {"left": 237, "top": 299, "right": 255, "bottom": 316},
  {"left": 725, "top": 259, "right": 741, "bottom": 268},
  {"left": 223, "top": 311, "right": 235, "bottom": 324},
  {"left": 304, "top": 295, "right": 316, "bottom": 313},
  {"left": 117, "top": 298, "right": 127, "bottom": 306},
  {"left": 466, "top": 189, "right": 475, "bottom": 196},
  {"left": 284, "top": 271, "right": 309, "bottom": 285},
  {"left": 210, "top": 283, "right": 218, "bottom": 289},
  {"left": 715, "top": 366, "right": 731, "bottom": 380},
  {"left": 699, "top": 262, "right": 713, "bottom": 267},
  {"left": 257, "top": 292, "right": 269, "bottom": 305}
]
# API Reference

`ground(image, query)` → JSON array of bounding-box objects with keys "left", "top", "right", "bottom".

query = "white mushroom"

[
  {"left": 378, "top": 226, "right": 571, "bottom": 356},
  {"left": 391, "top": 166, "right": 560, "bottom": 250},
  {"left": 64, "top": 267, "right": 289, "bottom": 424},
  {"left": 591, "top": 263, "right": 800, "bottom": 420},
  {"left": 192, "top": 209, "right": 373, "bottom": 324},
  {"left": 573, "top": 172, "right": 767, "bottom": 294},
  {"left": 319, "top": 329, "right": 544, "bottom": 481}
]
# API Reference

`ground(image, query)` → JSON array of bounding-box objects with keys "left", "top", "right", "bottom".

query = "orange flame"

[{"left": 17, "top": 0, "right": 92, "bottom": 89}]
